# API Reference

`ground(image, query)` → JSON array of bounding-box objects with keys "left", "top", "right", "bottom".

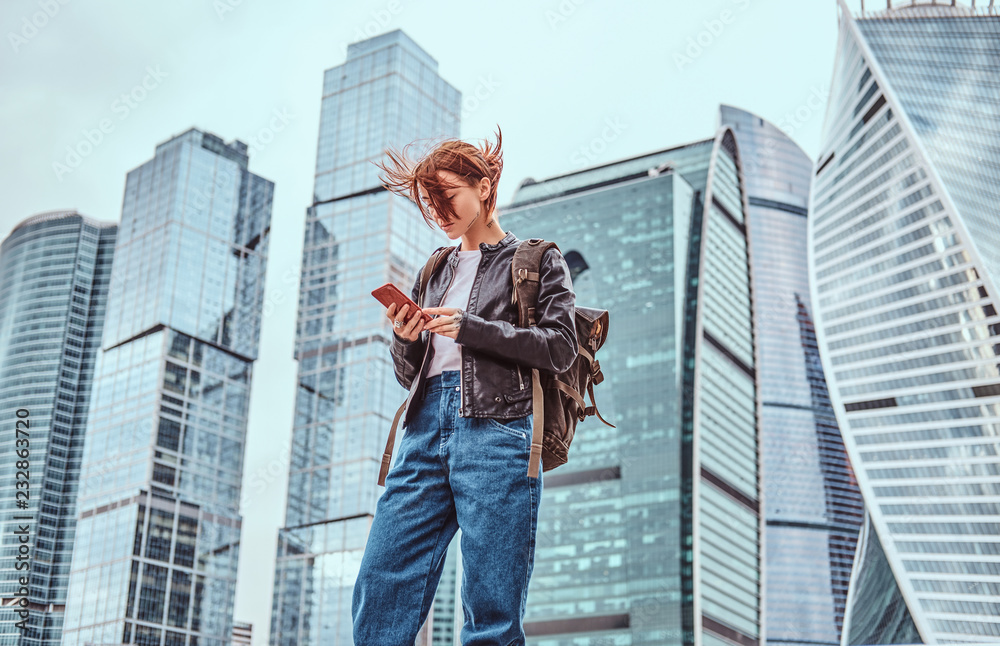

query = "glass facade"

[
  {"left": 0, "top": 212, "right": 117, "bottom": 646},
  {"left": 810, "top": 3, "right": 1000, "bottom": 643},
  {"left": 268, "top": 29, "right": 459, "bottom": 645},
  {"left": 844, "top": 513, "right": 921, "bottom": 646},
  {"left": 57, "top": 129, "right": 273, "bottom": 646},
  {"left": 719, "top": 106, "right": 864, "bottom": 646},
  {"left": 503, "top": 128, "right": 761, "bottom": 646}
]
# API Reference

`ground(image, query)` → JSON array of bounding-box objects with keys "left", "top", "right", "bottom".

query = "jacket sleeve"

[
  {"left": 455, "top": 247, "right": 578, "bottom": 373},
  {"left": 389, "top": 272, "right": 427, "bottom": 390}
]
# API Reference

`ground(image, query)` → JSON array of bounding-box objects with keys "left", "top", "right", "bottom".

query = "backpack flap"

[
  {"left": 575, "top": 307, "right": 610, "bottom": 385},
  {"left": 575, "top": 307, "right": 609, "bottom": 350}
]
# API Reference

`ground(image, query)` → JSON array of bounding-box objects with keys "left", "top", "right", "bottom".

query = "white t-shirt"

[{"left": 426, "top": 248, "right": 481, "bottom": 378}]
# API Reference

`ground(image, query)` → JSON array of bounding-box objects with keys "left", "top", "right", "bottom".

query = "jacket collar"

[{"left": 448, "top": 230, "right": 517, "bottom": 265}]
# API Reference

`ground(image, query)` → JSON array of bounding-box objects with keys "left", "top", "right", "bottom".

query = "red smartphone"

[{"left": 371, "top": 283, "right": 433, "bottom": 325}]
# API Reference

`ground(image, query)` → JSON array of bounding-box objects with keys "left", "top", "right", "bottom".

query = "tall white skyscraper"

[{"left": 809, "top": 2, "right": 1000, "bottom": 643}]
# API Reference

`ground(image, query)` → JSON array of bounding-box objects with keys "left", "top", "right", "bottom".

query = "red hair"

[{"left": 373, "top": 125, "right": 504, "bottom": 227}]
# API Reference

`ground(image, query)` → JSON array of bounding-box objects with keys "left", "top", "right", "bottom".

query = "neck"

[{"left": 460, "top": 210, "right": 505, "bottom": 251}]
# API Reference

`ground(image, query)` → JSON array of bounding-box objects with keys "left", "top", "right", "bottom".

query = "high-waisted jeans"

[{"left": 352, "top": 370, "right": 543, "bottom": 645}]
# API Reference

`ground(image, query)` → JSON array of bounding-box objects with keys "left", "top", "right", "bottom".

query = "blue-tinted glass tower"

[
  {"left": 268, "top": 30, "right": 458, "bottom": 645},
  {"left": 503, "top": 127, "right": 762, "bottom": 646},
  {"left": 810, "top": 1, "right": 1000, "bottom": 642},
  {"left": 58, "top": 128, "right": 273, "bottom": 646},
  {"left": 720, "top": 105, "right": 864, "bottom": 646},
  {"left": 0, "top": 212, "right": 117, "bottom": 646}
]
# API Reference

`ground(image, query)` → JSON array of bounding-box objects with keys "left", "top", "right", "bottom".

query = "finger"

[
  {"left": 395, "top": 303, "right": 411, "bottom": 324},
  {"left": 404, "top": 309, "right": 421, "bottom": 334}
]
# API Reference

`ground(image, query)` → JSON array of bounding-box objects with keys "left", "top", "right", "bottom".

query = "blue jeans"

[{"left": 352, "top": 370, "right": 543, "bottom": 645}]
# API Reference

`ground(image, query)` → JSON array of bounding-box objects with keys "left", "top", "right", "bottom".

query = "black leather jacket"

[{"left": 390, "top": 230, "right": 578, "bottom": 429}]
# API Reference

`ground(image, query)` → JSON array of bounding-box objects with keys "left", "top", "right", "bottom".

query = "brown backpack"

[
  {"left": 511, "top": 238, "right": 614, "bottom": 478},
  {"left": 377, "top": 240, "right": 613, "bottom": 485}
]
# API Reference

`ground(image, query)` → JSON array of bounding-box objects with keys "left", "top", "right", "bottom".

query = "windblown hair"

[{"left": 374, "top": 125, "right": 504, "bottom": 227}]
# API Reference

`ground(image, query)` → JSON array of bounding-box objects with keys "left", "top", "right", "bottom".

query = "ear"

[{"left": 479, "top": 176, "right": 491, "bottom": 201}]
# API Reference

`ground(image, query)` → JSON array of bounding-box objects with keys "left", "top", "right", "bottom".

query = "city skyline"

[
  {"left": 4, "top": 2, "right": 997, "bottom": 644},
  {"left": 0, "top": 7, "right": 845, "bottom": 637}
]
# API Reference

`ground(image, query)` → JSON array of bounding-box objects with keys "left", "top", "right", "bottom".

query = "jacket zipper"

[{"left": 516, "top": 364, "right": 524, "bottom": 390}]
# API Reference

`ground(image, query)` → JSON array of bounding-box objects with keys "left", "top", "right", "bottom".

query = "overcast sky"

[{"left": 1, "top": 0, "right": 867, "bottom": 642}]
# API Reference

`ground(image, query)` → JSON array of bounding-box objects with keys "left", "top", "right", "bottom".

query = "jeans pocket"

[{"left": 487, "top": 415, "right": 531, "bottom": 440}]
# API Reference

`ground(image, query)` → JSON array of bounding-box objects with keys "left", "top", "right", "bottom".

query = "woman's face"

[{"left": 418, "top": 169, "right": 487, "bottom": 240}]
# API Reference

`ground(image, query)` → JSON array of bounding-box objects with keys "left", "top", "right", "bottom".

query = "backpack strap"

[
  {"left": 512, "top": 239, "right": 559, "bottom": 326},
  {"left": 378, "top": 401, "right": 408, "bottom": 486},
  {"left": 528, "top": 367, "right": 544, "bottom": 478},
  {"left": 378, "top": 245, "right": 457, "bottom": 487},
  {"left": 585, "top": 381, "right": 616, "bottom": 428},
  {"left": 419, "top": 245, "right": 456, "bottom": 307},
  {"left": 512, "top": 239, "right": 559, "bottom": 478}
]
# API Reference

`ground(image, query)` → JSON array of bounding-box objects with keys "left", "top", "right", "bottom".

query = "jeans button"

[{"left": 455, "top": 387, "right": 460, "bottom": 392}]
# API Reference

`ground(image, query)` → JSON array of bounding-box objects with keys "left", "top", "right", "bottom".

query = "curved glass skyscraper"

[
  {"left": 0, "top": 211, "right": 117, "bottom": 645},
  {"left": 720, "top": 105, "right": 864, "bottom": 646},
  {"left": 506, "top": 126, "right": 762, "bottom": 646},
  {"left": 809, "top": 2, "right": 1000, "bottom": 642}
]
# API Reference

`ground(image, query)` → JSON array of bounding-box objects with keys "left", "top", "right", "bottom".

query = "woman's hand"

[
  {"left": 422, "top": 307, "right": 464, "bottom": 340},
  {"left": 387, "top": 302, "right": 426, "bottom": 342}
]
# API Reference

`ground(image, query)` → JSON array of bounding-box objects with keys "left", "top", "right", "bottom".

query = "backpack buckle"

[
  {"left": 591, "top": 361, "right": 603, "bottom": 385},
  {"left": 512, "top": 268, "right": 529, "bottom": 305}
]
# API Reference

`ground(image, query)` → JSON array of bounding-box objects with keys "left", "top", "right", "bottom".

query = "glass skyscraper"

[
  {"left": 0, "top": 212, "right": 117, "bottom": 646},
  {"left": 809, "top": 1, "right": 1000, "bottom": 642},
  {"left": 58, "top": 128, "right": 273, "bottom": 646},
  {"left": 268, "top": 30, "right": 458, "bottom": 645},
  {"left": 502, "top": 127, "right": 761, "bottom": 646},
  {"left": 719, "top": 105, "right": 864, "bottom": 646}
]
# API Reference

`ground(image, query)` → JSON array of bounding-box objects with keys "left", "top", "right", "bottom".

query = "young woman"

[{"left": 352, "top": 127, "right": 579, "bottom": 645}]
